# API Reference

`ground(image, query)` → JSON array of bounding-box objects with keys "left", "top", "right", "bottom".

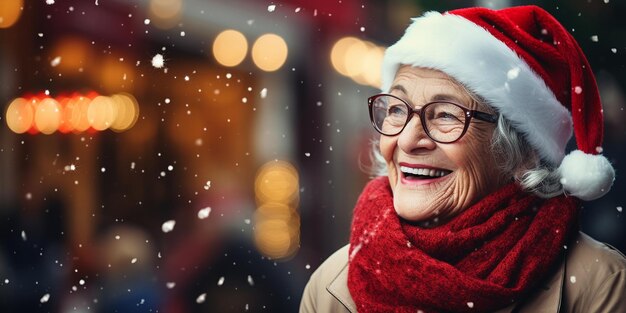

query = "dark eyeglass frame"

[{"left": 368, "top": 93, "right": 498, "bottom": 143}]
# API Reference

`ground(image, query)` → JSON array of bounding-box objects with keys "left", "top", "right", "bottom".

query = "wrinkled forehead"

[{"left": 390, "top": 65, "right": 491, "bottom": 110}]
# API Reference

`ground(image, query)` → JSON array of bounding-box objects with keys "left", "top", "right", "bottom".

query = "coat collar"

[
  {"left": 326, "top": 261, "right": 358, "bottom": 312},
  {"left": 326, "top": 252, "right": 565, "bottom": 313}
]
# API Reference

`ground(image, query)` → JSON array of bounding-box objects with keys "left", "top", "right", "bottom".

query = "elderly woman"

[{"left": 300, "top": 5, "right": 626, "bottom": 313}]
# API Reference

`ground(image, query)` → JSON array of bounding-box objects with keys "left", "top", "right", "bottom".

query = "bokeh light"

[
  {"left": 88, "top": 96, "right": 117, "bottom": 131},
  {"left": 331, "top": 36, "right": 384, "bottom": 88},
  {"left": 4, "top": 93, "right": 139, "bottom": 134},
  {"left": 5, "top": 97, "right": 33, "bottom": 134},
  {"left": 109, "top": 93, "right": 140, "bottom": 132},
  {"left": 34, "top": 98, "right": 61, "bottom": 135},
  {"left": 212, "top": 29, "right": 248, "bottom": 67},
  {"left": 0, "top": 0, "right": 23, "bottom": 29},
  {"left": 148, "top": 0, "right": 182, "bottom": 29},
  {"left": 251, "top": 34, "right": 288, "bottom": 72},
  {"left": 330, "top": 36, "right": 360, "bottom": 77},
  {"left": 66, "top": 94, "right": 93, "bottom": 133},
  {"left": 254, "top": 160, "right": 300, "bottom": 260}
]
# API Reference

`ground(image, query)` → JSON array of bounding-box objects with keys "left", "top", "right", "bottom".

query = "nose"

[{"left": 397, "top": 114, "right": 437, "bottom": 153}]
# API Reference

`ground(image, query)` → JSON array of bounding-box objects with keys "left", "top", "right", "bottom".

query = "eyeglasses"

[{"left": 368, "top": 94, "right": 498, "bottom": 143}]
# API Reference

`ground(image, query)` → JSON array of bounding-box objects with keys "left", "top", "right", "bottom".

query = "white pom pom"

[{"left": 557, "top": 150, "right": 615, "bottom": 201}]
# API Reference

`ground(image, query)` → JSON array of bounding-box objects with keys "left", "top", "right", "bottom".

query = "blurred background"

[{"left": 0, "top": 0, "right": 624, "bottom": 312}]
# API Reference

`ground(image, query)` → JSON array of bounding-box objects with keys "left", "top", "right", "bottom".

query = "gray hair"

[{"left": 367, "top": 113, "right": 564, "bottom": 199}]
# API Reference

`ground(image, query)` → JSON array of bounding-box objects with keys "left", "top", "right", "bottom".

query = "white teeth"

[{"left": 400, "top": 166, "right": 450, "bottom": 177}]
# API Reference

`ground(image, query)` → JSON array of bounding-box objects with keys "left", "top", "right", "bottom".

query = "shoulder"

[
  {"left": 300, "top": 245, "right": 352, "bottom": 313},
  {"left": 566, "top": 232, "right": 626, "bottom": 278},
  {"left": 563, "top": 232, "right": 626, "bottom": 312},
  {"left": 307, "top": 244, "right": 350, "bottom": 290}
]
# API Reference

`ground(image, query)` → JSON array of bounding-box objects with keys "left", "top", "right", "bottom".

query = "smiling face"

[{"left": 380, "top": 66, "right": 507, "bottom": 223}]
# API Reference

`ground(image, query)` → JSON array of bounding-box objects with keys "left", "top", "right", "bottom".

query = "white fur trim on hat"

[
  {"left": 381, "top": 11, "right": 573, "bottom": 166},
  {"left": 558, "top": 150, "right": 615, "bottom": 201}
]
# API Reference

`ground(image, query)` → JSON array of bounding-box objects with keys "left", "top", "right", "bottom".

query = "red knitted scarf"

[{"left": 347, "top": 177, "right": 579, "bottom": 313}]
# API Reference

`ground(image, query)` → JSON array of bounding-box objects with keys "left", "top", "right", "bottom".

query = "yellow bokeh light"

[
  {"left": 212, "top": 29, "right": 248, "bottom": 67},
  {"left": 66, "top": 95, "right": 92, "bottom": 132},
  {"left": 256, "top": 203, "right": 295, "bottom": 221},
  {"left": 0, "top": 0, "right": 23, "bottom": 29},
  {"left": 344, "top": 39, "right": 368, "bottom": 78},
  {"left": 360, "top": 45, "right": 384, "bottom": 88},
  {"left": 88, "top": 96, "right": 117, "bottom": 131},
  {"left": 251, "top": 34, "right": 288, "bottom": 72},
  {"left": 254, "top": 218, "right": 299, "bottom": 259},
  {"left": 34, "top": 98, "right": 61, "bottom": 135},
  {"left": 254, "top": 160, "right": 299, "bottom": 205},
  {"left": 5, "top": 97, "right": 33, "bottom": 134},
  {"left": 57, "top": 96, "right": 73, "bottom": 133},
  {"left": 148, "top": 0, "right": 182, "bottom": 29},
  {"left": 109, "top": 93, "right": 139, "bottom": 132},
  {"left": 330, "top": 37, "right": 361, "bottom": 77},
  {"left": 253, "top": 160, "right": 301, "bottom": 260},
  {"left": 331, "top": 37, "right": 385, "bottom": 88}
]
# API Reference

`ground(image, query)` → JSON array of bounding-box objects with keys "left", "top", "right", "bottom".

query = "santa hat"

[{"left": 381, "top": 5, "right": 614, "bottom": 201}]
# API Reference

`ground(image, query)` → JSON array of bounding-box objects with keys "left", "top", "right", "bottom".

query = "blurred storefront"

[{"left": 1, "top": 0, "right": 625, "bottom": 312}]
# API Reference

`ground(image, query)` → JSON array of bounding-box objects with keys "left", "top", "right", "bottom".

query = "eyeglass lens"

[{"left": 371, "top": 95, "right": 467, "bottom": 143}]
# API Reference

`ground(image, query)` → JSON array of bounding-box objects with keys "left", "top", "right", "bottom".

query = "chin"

[{"left": 393, "top": 197, "right": 438, "bottom": 222}]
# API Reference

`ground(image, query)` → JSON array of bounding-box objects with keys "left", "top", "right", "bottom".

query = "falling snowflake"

[
  {"left": 217, "top": 276, "right": 225, "bottom": 286},
  {"left": 267, "top": 4, "right": 276, "bottom": 12},
  {"left": 144, "top": 19, "right": 150, "bottom": 25},
  {"left": 260, "top": 88, "right": 268, "bottom": 99},
  {"left": 196, "top": 293, "right": 206, "bottom": 303},
  {"left": 204, "top": 180, "right": 211, "bottom": 190},
  {"left": 611, "top": 48, "right": 617, "bottom": 53},
  {"left": 247, "top": 275, "right": 254, "bottom": 286},
  {"left": 507, "top": 67, "right": 520, "bottom": 80},
  {"left": 197, "top": 207, "right": 211, "bottom": 219},
  {"left": 305, "top": 264, "right": 311, "bottom": 269},
  {"left": 21, "top": 230, "right": 27, "bottom": 241},
  {"left": 166, "top": 282, "right": 176, "bottom": 289},
  {"left": 151, "top": 54, "right": 164, "bottom": 68},
  {"left": 161, "top": 220, "right": 176, "bottom": 233},
  {"left": 51, "top": 56, "right": 61, "bottom": 67},
  {"left": 131, "top": 258, "right": 137, "bottom": 264},
  {"left": 590, "top": 35, "right": 599, "bottom": 42},
  {"left": 467, "top": 302, "right": 474, "bottom": 308},
  {"left": 618, "top": 206, "right": 623, "bottom": 213},
  {"left": 574, "top": 86, "right": 583, "bottom": 94},
  {"left": 46, "top": 0, "right": 55, "bottom": 4},
  {"left": 570, "top": 276, "right": 577, "bottom": 283},
  {"left": 40, "top": 293, "right": 50, "bottom": 303}
]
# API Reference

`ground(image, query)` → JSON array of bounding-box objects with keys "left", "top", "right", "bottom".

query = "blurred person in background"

[{"left": 301, "top": 5, "right": 626, "bottom": 313}]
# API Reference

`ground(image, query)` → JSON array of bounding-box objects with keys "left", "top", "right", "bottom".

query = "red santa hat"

[{"left": 381, "top": 5, "right": 614, "bottom": 201}]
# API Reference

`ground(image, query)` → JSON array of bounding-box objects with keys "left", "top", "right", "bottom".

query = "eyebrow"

[{"left": 389, "top": 84, "right": 467, "bottom": 104}]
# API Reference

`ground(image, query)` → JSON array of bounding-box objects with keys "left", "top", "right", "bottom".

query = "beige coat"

[{"left": 300, "top": 232, "right": 626, "bottom": 312}]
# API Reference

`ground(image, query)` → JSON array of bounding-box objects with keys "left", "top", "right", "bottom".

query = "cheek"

[
  {"left": 453, "top": 134, "right": 501, "bottom": 191},
  {"left": 379, "top": 136, "right": 398, "bottom": 184},
  {"left": 379, "top": 136, "right": 396, "bottom": 163}
]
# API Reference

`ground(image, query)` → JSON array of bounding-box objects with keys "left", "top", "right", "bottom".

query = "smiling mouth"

[{"left": 400, "top": 166, "right": 452, "bottom": 180}]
